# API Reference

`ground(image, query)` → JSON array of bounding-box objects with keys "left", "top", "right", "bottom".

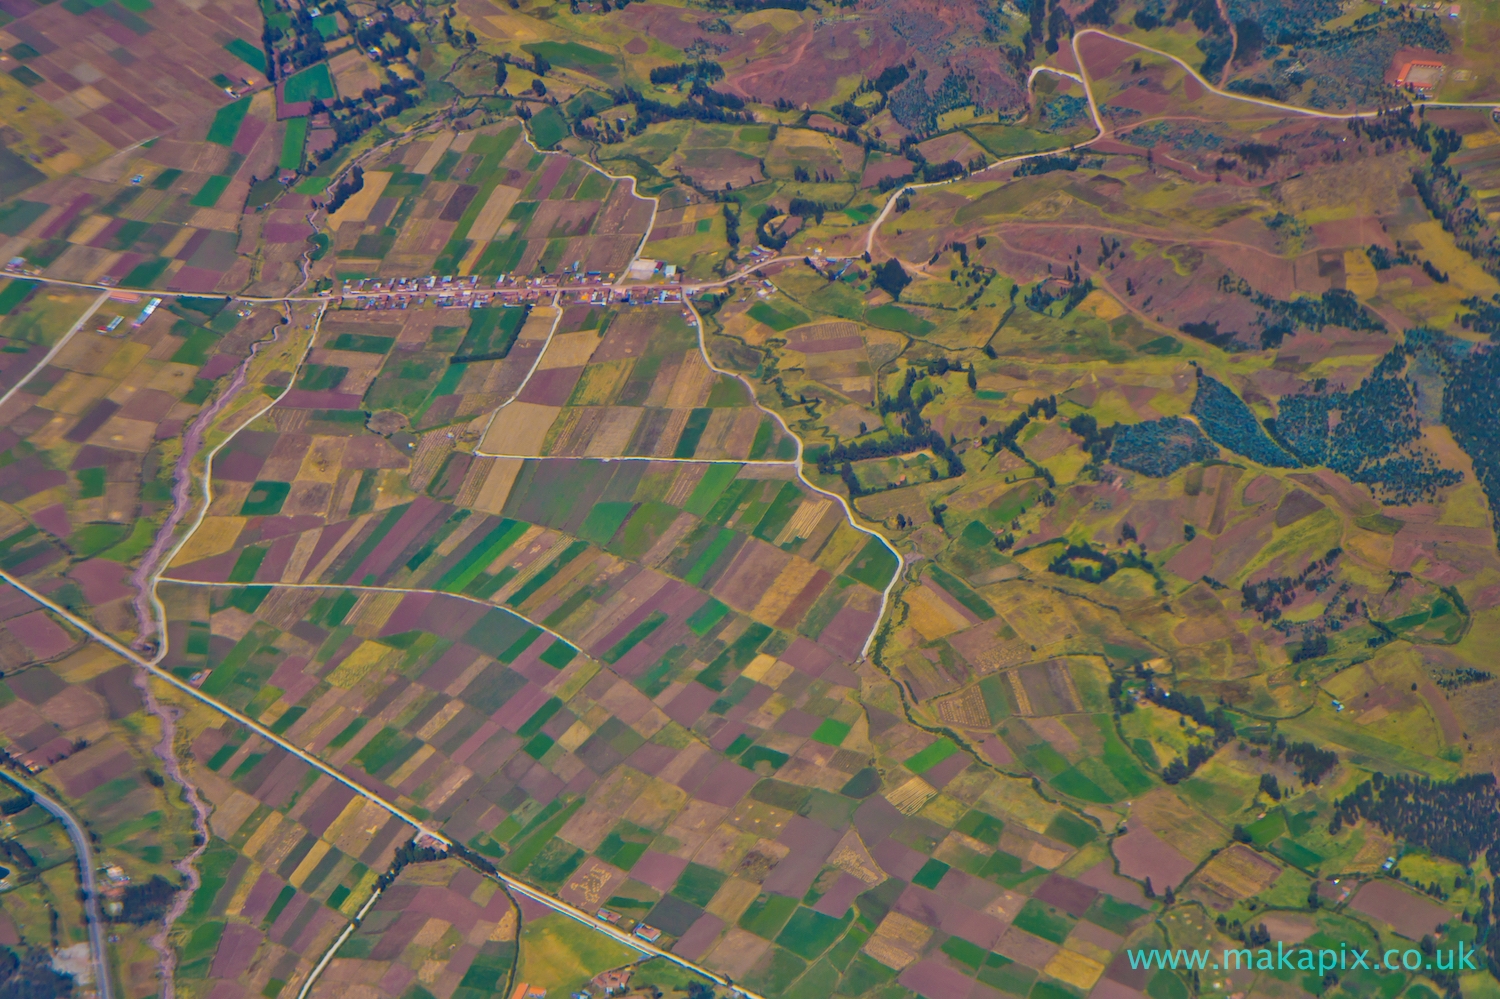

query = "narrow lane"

[{"left": 0, "top": 774, "right": 114, "bottom": 999}]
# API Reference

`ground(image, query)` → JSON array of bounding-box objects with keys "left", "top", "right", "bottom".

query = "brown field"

[
  {"left": 948, "top": 617, "right": 1030, "bottom": 674},
  {"left": 1349, "top": 881, "right": 1450, "bottom": 941},
  {"left": 1194, "top": 844, "right": 1281, "bottom": 900},
  {"left": 936, "top": 686, "right": 988, "bottom": 727},
  {"left": 1112, "top": 823, "right": 1194, "bottom": 890}
]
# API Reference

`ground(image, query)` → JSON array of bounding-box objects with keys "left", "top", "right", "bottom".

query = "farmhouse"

[
  {"left": 590, "top": 968, "right": 632, "bottom": 995},
  {"left": 1396, "top": 60, "right": 1445, "bottom": 95}
]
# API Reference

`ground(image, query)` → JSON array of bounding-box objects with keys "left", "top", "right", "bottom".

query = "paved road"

[
  {"left": 0, "top": 291, "right": 110, "bottom": 413},
  {"left": 1, "top": 774, "right": 113, "bottom": 999},
  {"left": 0, "top": 570, "right": 768, "bottom": 999}
]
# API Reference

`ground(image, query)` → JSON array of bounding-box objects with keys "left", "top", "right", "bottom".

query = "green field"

[
  {"left": 224, "top": 38, "right": 267, "bottom": 73},
  {"left": 283, "top": 63, "right": 335, "bottom": 103},
  {"left": 205, "top": 98, "right": 252, "bottom": 146},
  {"left": 279, "top": 117, "right": 307, "bottom": 171},
  {"left": 530, "top": 106, "right": 569, "bottom": 150},
  {"left": 748, "top": 301, "right": 811, "bottom": 332},
  {"left": 863, "top": 304, "right": 935, "bottom": 335},
  {"left": 517, "top": 913, "right": 641, "bottom": 996},
  {"left": 523, "top": 40, "right": 618, "bottom": 75}
]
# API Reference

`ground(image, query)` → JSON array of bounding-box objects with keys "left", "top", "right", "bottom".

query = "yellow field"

[
  {"left": 328, "top": 171, "right": 393, "bottom": 230},
  {"left": 481, "top": 402, "right": 559, "bottom": 454},
  {"left": 538, "top": 331, "right": 601, "bottom": 369},
  {"left": 1045, "top": 948, "right": 1106, "bottom": 990},
  {"left": 750, "top": 557, "right": 823, "bottom": 623},
  {"left": 465, "top": 184, "right": 524, "bottom": 244},
  {"left": 1196, "top": 844, "right": 1281, "bottom": 898},
  {"left": 171, "top": 516, "right": 245, "bottom": 564},
  {"left": 903, "top": 584, "right": 970, "bottom": 640}
]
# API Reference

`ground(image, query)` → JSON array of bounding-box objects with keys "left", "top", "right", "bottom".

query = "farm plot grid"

[{"left": 328, "top": 123, "right": 653, "bottom": 282}]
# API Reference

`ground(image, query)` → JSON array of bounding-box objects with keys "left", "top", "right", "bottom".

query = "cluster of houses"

[
  {"left": 515, "top": 963, "right": 634, "bottom": 999},
  {"left": 333, "top": 271, "right": 686, "bottom": 310},
  {"left": 98, "top": 864, "right": 130, "bottom": 918}
]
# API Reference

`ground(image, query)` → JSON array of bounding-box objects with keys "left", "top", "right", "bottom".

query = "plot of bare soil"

[
  {"left": 1349, "top": 881, "right": 1449, "bottom": 940},
  {"left": 1112, "top": 822, "right": 1194, "bottom": 890}
]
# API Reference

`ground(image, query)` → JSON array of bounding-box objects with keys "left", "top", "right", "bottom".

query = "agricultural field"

[
  {"left": 318, "top": 122, "right": 654, "bottom": 283},
  {"left": 478, "top": 305, "right": 796, "bottom": 461},
  {"left": 0, "top": 587, "right": 202, "bottom": 999},
  {"left": 1, "top": 0, "right": 1500, "bottom": 995},
  {"left": 0, "top": 290, "right": 294, "bottom": 635}
]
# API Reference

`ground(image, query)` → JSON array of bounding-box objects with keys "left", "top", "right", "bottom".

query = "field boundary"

[
  {"left": 862, "top": 28, "right": 1500, "bottom": 262},
  {"left": 686, "top": 298, "right": 904, "bottom": 660},
  {"left": 0, "top": 569, "right": 766, "bottom": 999}
]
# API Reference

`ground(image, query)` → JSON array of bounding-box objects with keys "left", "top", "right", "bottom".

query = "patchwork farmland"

[{"left": 0, "top": 0, "right": 1496, "bottom": 994}]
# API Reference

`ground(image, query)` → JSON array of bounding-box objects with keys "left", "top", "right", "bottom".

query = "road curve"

[
  {"left": 1, "top": 774, "right": 113, "bottom": 999},
  {"left": 683, "top": 298, "right": 905, "bottom": 661},
  {"left": 1068, "top": 27, "right": 1500, "bottom": 121}
]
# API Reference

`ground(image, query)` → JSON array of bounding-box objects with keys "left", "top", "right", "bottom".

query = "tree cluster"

[
  {"left": 1191, "top": 370, "right": 1299, "bottom": 467},
  {"left": 1239, "top": 549, "right": 1341, "bottom": 624},
  {"left": 1271, "top": 343, "right": 1463, "bottom": 505},
  {"left": 1108, "top": 416, "right": 1218, "bottom": 477},
  {"left": 1278, "top": 736, "right": 1338, "bottom": 784},
  {"left": 723, "top": 0, "right": 808, "bottom": 10},
  {"left": 721, "top": 204, "right": 740, "bottom": 251},
  {"left": 1330, "top": 772, "right": 1500, "bottom": 870},
  {"left": 1442, "top": 340, "right": 1500, "bottom": 547},
  {"left": 786, "top": 197, "right": 830, "bottom": 224},
  {"left": 0, "top": 946, "right": 74, "bottom": 999},
  {"left": 818, "top": 358, "right": 977, "bottom": 491},
  {"left": 0, "top": 837, "right": 34, "bottom": 872},
  {"left": 1366, "top": 243, "right": 1416, "bottom": 270},
  {"left": 1414, "top": 143, "right": 1500, "bottom": 283},
  {"left": 984, "top": 394, "right": 1056, "bottom": 457},
  {"left": 1147, "top": 684, "right": 1236, "bottom": 743},
  {"left": 1014, "top": 153, "right": 1082, "bottom": 178},
  {"left": 111, "top": 874, "right": 178, "bottom": 925},
  {"left": 1459, "top": 294, "right": 1500, "bottom": 339},
  {"left": 325, "top": 166, "right": 365, "bottom": 214},
  {"left": 1259, "top": 773, "right": 1282, "bottom": 800},
  {"left": 1145, "top": 684, "right": 1236, "bottom": 783},
  {"left": 1433, "top": 666, "right": 1493, "bottom": 691},
  {"left": 648, "top": 59, "right": 724, "bottom": 85},
  {"left": 377, "top": 839, "right": 448, "bottom": 892},
  {"left": 818, "top": 430, "right": 956, "bottom": 495},
  {"left": 874, "top": 63, "right": 910, "bottom": 94},
  {"left": 1067, "top": 413, "right": 1115, "bottom": 466},
  {"left": 873, "top": 259, "right": 910, "bottom": 301},
  {"left": 1048, "top": 541, "right": 1141, "bottom": 584},
  {"left": 921, "top": 159, "right": 965, "bottom": 183},
  {"left": 608, "top": 85, "right": 753, "bottom": 134}
]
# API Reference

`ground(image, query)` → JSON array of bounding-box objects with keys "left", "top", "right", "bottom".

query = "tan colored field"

[
  {"left": 539, "top": 331, "right": 600, "bottom": 369},
  {"left": 569, "top": 360, "right": 633, "bottom": 405},
  {"left": 903, "top": 584, "right": 970, "bottom": 641},
  {"left": 466, "top": 185, "right": 524, "bottom": 243},
  {"left": 582, "top": 408, "right": 644, "bottom": 456},
  {"left": 481, "top": 402, "right": 559, "bottom": 454},
  {"left": 411, "top": 131, "right": 456, "bottom": 175},
  {"left": 172, "top": 517, "right": 245, "bottom": 564},
  {"left": 886, "top": 776, "right": 937, "bottom": 814},
  {"left": 1044, "top": 948, "right": 1105, "bottom": 990},
  {"left": 665, "top": 353, "right": 716, "bottom": 407},
  {"left": 750, "top": 556, "right": 822, "bottom": 623},
  {"left": 936, "top": 686, "right": 988, "bottom": 727},
  {"left": 328, "top": 172, "right": 393, "bottom": 230},
  {"left": 864, "top": 911, "right": 932, "bottom": 970},
  {"left": 1195, "top": 844, "right": 1281, "bottom": 899}
]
